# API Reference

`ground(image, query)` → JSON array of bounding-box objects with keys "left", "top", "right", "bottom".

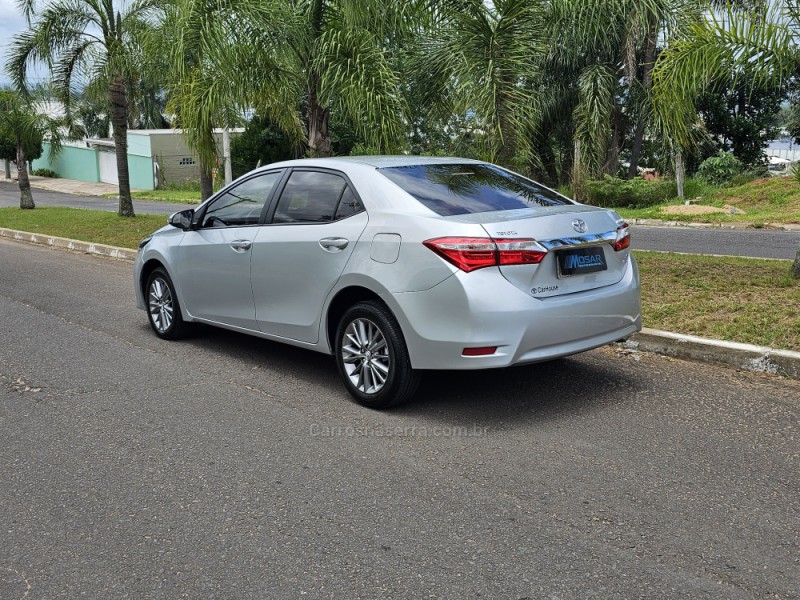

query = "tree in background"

[
  {"left": 416, "top": 0, "right": 539, "bottom": 168},
  {"left": 276, "top": 0, "right": 416, "bottom": 157},
  {"left": 0, "top": 88, "right": 63, "bottom": 208},
  {"left": 231, "top": 115, "right": 296, "bottom": 179},
  {"left": 652, "top": 0, "right": 800, "bottom": 275},
  {"left": 156, "top": 0, "right": 301, "bottom": 200},
  {"left": 696, "top": 74, "right": 784, "bottom": 169},
  {"left": 8, "top": 0, "right": 164, "bottom": 217}
]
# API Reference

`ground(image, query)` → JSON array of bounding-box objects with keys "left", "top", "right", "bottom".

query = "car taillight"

[
  {"left": 423, "top": 237, "right": 546, "bottom": 272},
  {"left": 613, "top": 222, "right": 630, "bottom": 251}
]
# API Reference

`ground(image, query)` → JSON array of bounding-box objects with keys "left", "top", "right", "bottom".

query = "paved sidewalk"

[{"left": 3, "top": 174, "right": 131, "bottom": 196}]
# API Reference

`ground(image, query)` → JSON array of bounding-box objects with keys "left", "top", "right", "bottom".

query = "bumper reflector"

[{"left": 462, "top": 346, "right": 498, "bottom": 356}]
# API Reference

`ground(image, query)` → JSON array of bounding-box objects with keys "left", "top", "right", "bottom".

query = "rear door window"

[
  {"left": 378, "top": 163, "right": 573, "bottom": 216},
  {"left": 272, "top": 170, "right": 361, "bottom": 224}
]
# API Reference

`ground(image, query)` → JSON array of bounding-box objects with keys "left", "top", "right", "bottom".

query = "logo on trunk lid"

[{"left": 571, "top": 219, "right": 587, "bottom": 233}]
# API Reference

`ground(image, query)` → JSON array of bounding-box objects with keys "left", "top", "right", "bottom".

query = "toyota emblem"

[{"left": 572, "top": 219, "right": 587, "bottom": 233}]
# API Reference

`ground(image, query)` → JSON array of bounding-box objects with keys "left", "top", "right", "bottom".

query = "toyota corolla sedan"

[{"left": 135, "top": 156, "right": 641, "bottom": 408}]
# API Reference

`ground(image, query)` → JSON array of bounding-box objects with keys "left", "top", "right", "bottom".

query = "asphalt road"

[
  {"left": 0, "top": 180, "right": 192, "bottom": 216},
  {"left": 634, "top": 225, "right": 800, "bottom": 260},
  {"left": 0, "top": 238, "right": 798, "bottom": 599}
]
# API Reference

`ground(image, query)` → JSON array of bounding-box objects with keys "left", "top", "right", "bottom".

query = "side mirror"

[{"left": 168, "top": 209, "right": 195, "bottom": 230}]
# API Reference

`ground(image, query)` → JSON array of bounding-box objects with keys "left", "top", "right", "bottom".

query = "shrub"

[
  {"left": 697, "top": 151, "right": 743, "bottom": 186},
  {"left": 31, "top": 168, "right": 58, "bottom": 178},
  {"left": 583, "top": 176, "right": 677, "bottom": 208}
]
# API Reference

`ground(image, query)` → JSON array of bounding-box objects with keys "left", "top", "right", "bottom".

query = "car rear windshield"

[{"left": 378, "top": 163, "right": 573, "bottom": 216}]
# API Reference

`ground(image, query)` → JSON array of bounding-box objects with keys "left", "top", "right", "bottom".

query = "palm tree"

[
  {"left": 0, "top": 88, "right": 64, "bottom": 209},
  {"left": 417, "top": 0, "right": 539, "bottom": 168},
  {"left": 652, "top": 0, "right": 799, "bottom": 275},
  {"left": 7, "top": 0, "right": 163, "bottom": 217},
  {"left": 155, "top": 0, "right": 301, "bottom": 201},
  {"left": 652, "top": 1, "right": 793, "bottom": 148},
  {"left": 531, "top": 0, "right": 694, "bottom": 184}
]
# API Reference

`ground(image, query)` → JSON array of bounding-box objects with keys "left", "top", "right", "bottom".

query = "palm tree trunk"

[
  {"left": 200, "top": 165, "right": 214, "bottom": 201},
  {"left": 604, "top": 106, "right": 624, "bottom": 175},
  {"left": 628, "top": 20, "right": 658, "bottom": 178},
  {"left": 306, "top": 0, "right": 332, "bottom": 158},
  {"left": 307, "top": 78, "right": 332, "bottom": 157},
  {"left": 4, "top": 159, "right": 10, "bottom": 179},
  {"left": 110, "top": 77, "right": 135, "bottom": 217},
  {"left": 16, "top": 140, "right": 34, "bottom": 209},
  {"left": 675, "top": 150, "right": 685, "bottom": 200}
]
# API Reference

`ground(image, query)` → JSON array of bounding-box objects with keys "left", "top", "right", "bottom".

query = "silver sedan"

[{"left": 134, "top": 156, "right": 641, "bottom": 408}]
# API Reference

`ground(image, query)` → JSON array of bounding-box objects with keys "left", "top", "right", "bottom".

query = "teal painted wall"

[
  {"left": 127, "top": 133, "right": 152, "bottom": 157},
  {"left": 128, "top": 154, "right": 155, "bottom": 190},
  {"left": 31, "top": 141, "right": 155, "bottom": 190},
  {"left": 32, "top": 144, "right": 100, "bottom": 182}
]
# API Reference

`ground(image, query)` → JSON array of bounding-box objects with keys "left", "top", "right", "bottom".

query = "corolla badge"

[{"left": 572, "top": 219, "right": 587, "bottom": 233}]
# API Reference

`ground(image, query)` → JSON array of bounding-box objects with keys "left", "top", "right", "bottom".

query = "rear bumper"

[{"left": 387, "top": 257, "right": 641, "bottom": 370}]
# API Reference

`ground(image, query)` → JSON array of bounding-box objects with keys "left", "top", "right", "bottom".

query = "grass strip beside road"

[
  {"left": 635, "top": 250, "right": 799, "bottom": 351},
  {"left": 0, "top": 207, "right": 797, "bottom": 351},
  {"left": 103, "top": 189, "right": 203, "bottom": 204},
  {"left": 0, "top": 207, "right": 166, "bottom": 249}
]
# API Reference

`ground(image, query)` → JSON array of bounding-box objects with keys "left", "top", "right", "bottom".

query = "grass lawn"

[
  {"left": 0, "top": 207, "right": 167, "bottom": 249},
  {"left": 1, "top": 206, "right": 797, "bottom": 351},
  {"left": 132, "top": 189, "right": 202, "bottom": 204},
  {"left": 102, "top": 189, "right": 203, "bottom": 204},
  {"left": 618, "top": 177, "right": 800, "bottom": 225},
  {"left": 635, "top": 250, "right": 799, "bottom": 350}
]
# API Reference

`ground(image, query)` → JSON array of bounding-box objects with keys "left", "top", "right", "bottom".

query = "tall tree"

[
  {"left": 417, "top": 0, "right": 539, "bottom": 168},
  {"left": 652, "top": 0, "right": 799, "bottom": 274},
  {"left": 0, "top": 88, "right": 64, "bottom": 209},
  {"left": 294, "top": 0, "right": 415, "bottom": 156},
  {"left": 8, "top": 0, "right": 163, "bottom": 217},
  {"left": 156, "top": 0, "right": 301, "bottom": 201}
]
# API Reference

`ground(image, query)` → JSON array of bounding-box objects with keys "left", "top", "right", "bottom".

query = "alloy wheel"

[
  {"left": 148, "top": 277, "right": 174, "bottom": 334},
  {"left": 341, "top": 318, "right": 391, "bottom": 394}
]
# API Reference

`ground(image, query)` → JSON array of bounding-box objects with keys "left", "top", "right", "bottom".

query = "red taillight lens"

[
  {"left": 494, "top": 239, "right": 548, "bottom": 265},
  {"left": 462, "top": 346, "right": 498, "bottom": 356},
  {"left": 423, "top": 237, "right": 546, "bottom": 272},
  {"left": 422, "top": 237, "right": 497, "bottom": 272},
  {"left": 613, "top": 222, "right": 630, "bottom": 251}
]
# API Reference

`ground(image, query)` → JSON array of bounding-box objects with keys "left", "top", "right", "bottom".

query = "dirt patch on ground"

[{"left": 661, "top": 204, "right": 745, "bottom": 216}]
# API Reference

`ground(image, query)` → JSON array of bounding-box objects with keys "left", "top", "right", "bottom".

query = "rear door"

[{"left": 250, "top": 169, "right": 368, "bottom": 343}]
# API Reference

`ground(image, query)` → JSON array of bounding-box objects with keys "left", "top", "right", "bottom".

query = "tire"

[
  {"left": 335, "top": 301, "right": 421, "bottom": 409},
  {"left": 145, "top": 267, "right": 189, "bottom": 340}
]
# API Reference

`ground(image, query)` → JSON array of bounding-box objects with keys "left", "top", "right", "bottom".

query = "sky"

[{"left": 0, "top": 0, "right": 43, "bottom": 87}]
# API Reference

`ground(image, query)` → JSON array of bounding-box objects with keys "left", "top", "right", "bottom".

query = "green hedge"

[{"left": 583, "top": 176, "right": 677, "bottom": 208}]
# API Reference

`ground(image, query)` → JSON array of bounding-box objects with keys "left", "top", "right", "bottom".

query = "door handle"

[
  {"left": 319, "top": 237, "right": 349, "bottom": 252},
  {"left": 230, "top": 240, "right": 252, "bottom": 252}
]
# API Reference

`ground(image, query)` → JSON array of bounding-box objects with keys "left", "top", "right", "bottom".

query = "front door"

[{"left": 174, "top": 170, "right": 282, "bottom": 329}]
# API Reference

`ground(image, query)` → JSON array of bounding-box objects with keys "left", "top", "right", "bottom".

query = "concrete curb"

[
  {"left": 624, "top": 328, "right": 800, "bottom": 380},
  {"left": 2, "top": 229, "right": 799, "bottom": 380},
  {"left": 0, "top": 227, "right": 137, "bottom": 261}
]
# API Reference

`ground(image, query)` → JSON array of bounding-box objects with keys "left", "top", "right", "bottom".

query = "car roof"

[{"left": 262, "top": 155, "right": 485, "bottom": 170}]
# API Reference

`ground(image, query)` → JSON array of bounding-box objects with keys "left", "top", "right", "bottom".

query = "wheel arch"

[
  {"left": 140, "top": 258, "right": 167, "bottom": 298},
  {"left": 325, "top": 286, "right": 389, "bottom": 352}
]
